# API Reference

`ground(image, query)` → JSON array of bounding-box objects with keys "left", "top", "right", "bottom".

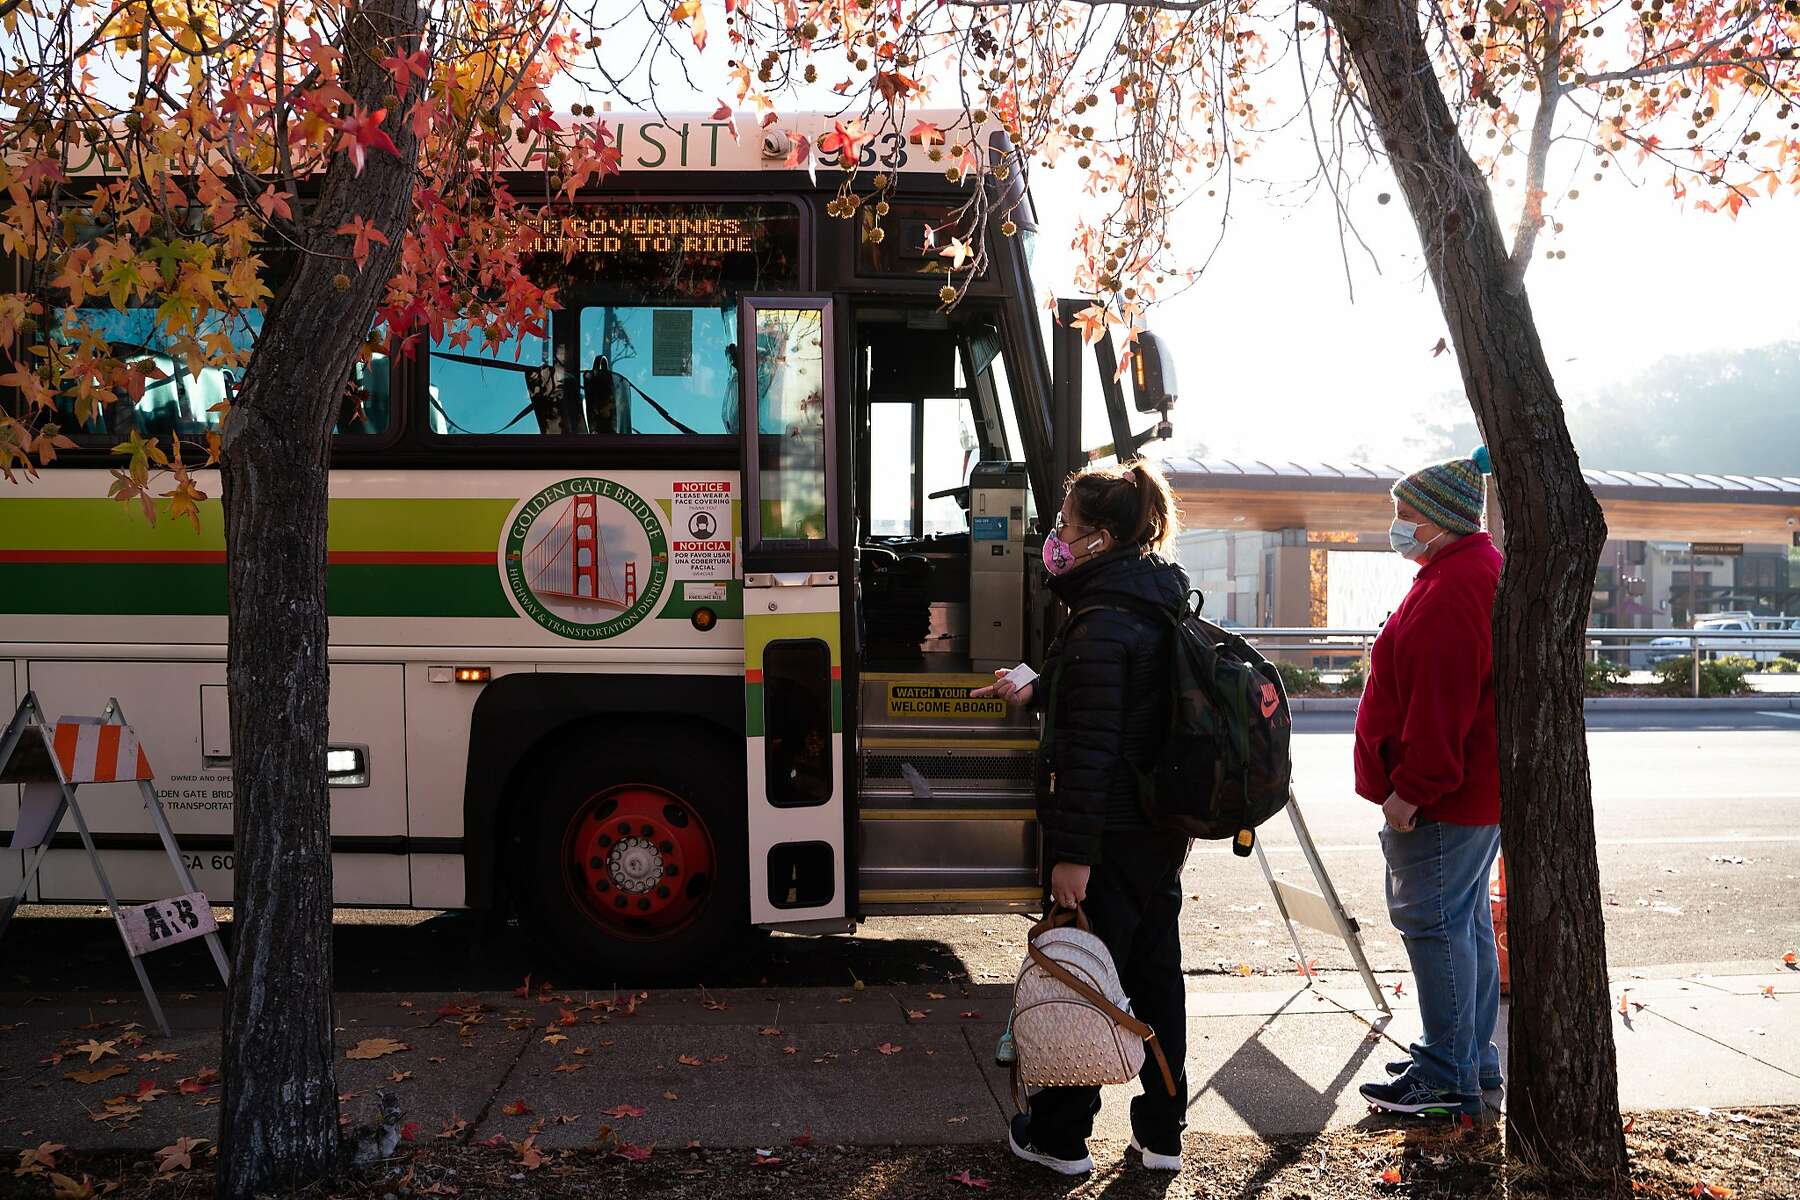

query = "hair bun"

[{"left": 1469, "top": 445, "right": 1493, "bottom": 476}]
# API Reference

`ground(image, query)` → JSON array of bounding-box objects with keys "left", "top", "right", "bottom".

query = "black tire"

[{"left": 518, "top": 723, "right": 753, "bottom": 984}]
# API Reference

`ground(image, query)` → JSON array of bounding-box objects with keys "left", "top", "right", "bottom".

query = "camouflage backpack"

[{"left": 1072, "top": 591, "right": 1294, "bottom": 852}]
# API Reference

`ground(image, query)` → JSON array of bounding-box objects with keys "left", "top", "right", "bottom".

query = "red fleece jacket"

[{"left": 1354, "top": 532, "right": 1503, "bottom": 826}]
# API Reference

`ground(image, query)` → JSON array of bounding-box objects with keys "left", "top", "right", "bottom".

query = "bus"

[{"left": 0, "top": 110, "right": 1177, "bottom": 979}]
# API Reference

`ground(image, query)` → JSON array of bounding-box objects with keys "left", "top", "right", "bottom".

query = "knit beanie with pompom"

[{"left": 1392, "top": 446, "right": 1493, "bottom": 535}]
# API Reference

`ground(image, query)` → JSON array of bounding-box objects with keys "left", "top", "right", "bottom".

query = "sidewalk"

[{"left": 3, "top": 964, "right": 1795, "bottom": 1153}]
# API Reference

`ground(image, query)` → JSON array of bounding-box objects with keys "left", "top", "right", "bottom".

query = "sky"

[{"left": 1022, "top": 144, "right": 1800, "bottom": 471}]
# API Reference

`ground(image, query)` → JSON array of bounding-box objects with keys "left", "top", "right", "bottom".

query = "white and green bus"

[{"left": 0, "top": 110, "right": 1176, "bottom": 978}]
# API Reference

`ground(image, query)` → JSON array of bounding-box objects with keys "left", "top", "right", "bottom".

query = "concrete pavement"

[{"left": 4, "top": 963, "right": 1796, "bottom": 1153}]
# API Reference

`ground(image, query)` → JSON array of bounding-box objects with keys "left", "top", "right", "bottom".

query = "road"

[{"left": 3, "top": 709, "right": 1795, "bottom": 998}]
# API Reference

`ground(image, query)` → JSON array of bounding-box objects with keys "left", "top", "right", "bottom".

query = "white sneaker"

[
  {"left": 1008, "top": 1115, "right": 1093, "bottom": 1175},
  {"left": 1130, "top": 1136, "right": 1182, "bottom": 1171}
]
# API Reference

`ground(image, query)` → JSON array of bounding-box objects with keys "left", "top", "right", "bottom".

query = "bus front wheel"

[{"left": 520, "top": 728, "right": 751, "bottom": 983}]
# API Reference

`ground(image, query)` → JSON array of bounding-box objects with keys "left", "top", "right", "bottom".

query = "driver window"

[
  {"left": 922, "top": 394, "right": 977, "bottom": 535},
  {"left": 868, "top": 402, "right": 915, "bottom": 535}
]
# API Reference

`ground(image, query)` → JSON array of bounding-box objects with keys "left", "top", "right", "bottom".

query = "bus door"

[{"left": 737, "top": 296, "right": 848, "bottom": 925}]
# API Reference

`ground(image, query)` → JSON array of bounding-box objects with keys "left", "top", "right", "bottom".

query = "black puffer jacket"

[{"left": 1036, "top": 547, "right": 1191, "bottom": 866}]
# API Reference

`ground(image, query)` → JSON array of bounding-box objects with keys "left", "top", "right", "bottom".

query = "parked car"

[{"left": 1646, "top": 615, "right": 1800, "bottom": 665}]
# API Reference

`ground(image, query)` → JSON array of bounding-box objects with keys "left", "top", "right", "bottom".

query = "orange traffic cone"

[{"left": 1491, "top": 854, "right": 1510, "bottom": 996}]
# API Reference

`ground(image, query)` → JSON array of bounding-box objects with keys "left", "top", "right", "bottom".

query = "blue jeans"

[{"left": 1379, "top": 819, "right": 1502, "bottom": 1096}]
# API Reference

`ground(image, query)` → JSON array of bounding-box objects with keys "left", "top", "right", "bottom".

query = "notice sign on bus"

[
  {"left": 670, "top": 480, "right": 734, "bottom": 580},
  {"left": 886, "top": 684, "right": 1008, "bottom": 720}
]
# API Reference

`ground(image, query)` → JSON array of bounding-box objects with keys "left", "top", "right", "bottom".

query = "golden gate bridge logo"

[
  {"left": 523, "top": 494, "right": 638, "bottom": 609},
  {"left": 501, "top": 477, "right": 668, "bottom": 640}
]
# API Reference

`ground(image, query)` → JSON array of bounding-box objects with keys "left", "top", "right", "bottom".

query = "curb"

[{"left": 1289, "top": 695, "right": 1799, "bottom": 713}]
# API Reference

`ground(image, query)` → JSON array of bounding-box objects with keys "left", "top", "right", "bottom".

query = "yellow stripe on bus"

[
  {"left": 860, "top": 808, "right": 1035, "bottom": 822},
  {"left": 860, "top": 737, "right": 1038, "bottom": 751},
  {"left": 857, "top": 887, "right": 1043, "bottom": 904}
]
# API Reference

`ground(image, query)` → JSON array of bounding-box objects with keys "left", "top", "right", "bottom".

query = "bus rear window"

[{"left": 424, "top": 200, "right": 801, "bottom": 440}]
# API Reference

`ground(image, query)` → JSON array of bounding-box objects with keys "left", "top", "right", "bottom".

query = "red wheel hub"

[{"left": 565, "top": 786, "right": 715, "bottom": 938}]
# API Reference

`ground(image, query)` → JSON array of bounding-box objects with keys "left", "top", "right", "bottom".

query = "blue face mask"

[{"left": 1389, "top": 518, "right": 1443, "bottom": 562}]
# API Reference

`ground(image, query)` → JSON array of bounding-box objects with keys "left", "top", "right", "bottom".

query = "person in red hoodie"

[{"left": 1354, "top": 446, "right": 1504, "bottom": 1119}]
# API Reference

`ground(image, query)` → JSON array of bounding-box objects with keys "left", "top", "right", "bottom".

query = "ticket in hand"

[{"left": 1000, "top": 662, "right": 1039, "bottom": 690}]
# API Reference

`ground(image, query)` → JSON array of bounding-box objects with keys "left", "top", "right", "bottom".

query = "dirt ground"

[{"left": 6, "top": 1107, "right": 1795, "bottom": 1200}]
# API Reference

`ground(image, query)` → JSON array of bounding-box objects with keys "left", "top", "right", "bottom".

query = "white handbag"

[{"left": 1009, "top": 906, "right": 1175, "bottom": 1099}]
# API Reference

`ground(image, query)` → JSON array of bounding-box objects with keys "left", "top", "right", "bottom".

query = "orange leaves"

[
  {"left": 155, "top": 1137, "right": 207, "bottom": 1175},
  {"left": 819, "top": 118, "right": 873, "bottom": 164},
  {"left": 1070, "top": 304, "right": 1109, "bottom": 346},
  {"left": 948, "top": 1169, "right": 991, "bottom": 1189},
  {"left": 345, "top": 1037, "right": 409, "bottom": 1061},
  {"left": 1376, "top": 1165, "right": 1403, "bottom": 1186},
  {"left": 381, "top": 46, "right": 431, "bottom": 100},
  {"left": 501, "top": 1098, "right": 533, "bottom": 1117},
  {"left": 876, "top": 1042, "right": 903, "bottom": 1055},
  {"left": 601, "top": 1104, "right": 645, "bottom": 1119},
  {"left": 335, "top": 216, "right": 391, "bottom": 272},
  {"left": 334, "top": 106, "right": 401, "bottom": 177},
  {"left": 1782, "top": 951, "right": 1796, "bottom": 967},
  {"left": 1691, "top": 1183, "right": 1734, "bottom": 1199},
  {"left": 669, "top": 0, "right": 706, "bottom": 51}
]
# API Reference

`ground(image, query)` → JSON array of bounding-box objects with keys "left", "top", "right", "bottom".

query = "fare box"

[{"left": 671, "top": 481, "right": 733, "bottom": 580}]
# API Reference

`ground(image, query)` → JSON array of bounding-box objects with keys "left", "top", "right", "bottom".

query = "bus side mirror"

[{"left": 1131, "top": 330, "right": 1177, "bottom": 414}]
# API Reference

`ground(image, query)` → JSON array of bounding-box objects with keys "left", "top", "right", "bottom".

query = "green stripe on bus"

[
  {"left": 0, "top": 497, "right": 511, "bottom": 553},
  {"left": 0, "top": 562, "right": 509, "bottom": 617}
]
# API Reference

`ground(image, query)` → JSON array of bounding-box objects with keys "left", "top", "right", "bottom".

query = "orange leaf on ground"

[
  {"left": 602, "top": 1104, "right": 645, "bottom": 1119},
  {"left": 677, "top": 1055, "right": 704, "bottom": 1066},
  {"left": 948, "top": 1168, "right": 991, "bottom": 1189},
  {"left": 614, "top": 1142, "right": 652, "bottom": 1162},
  {"left": 1619, "top": 990, "right": 1632, "bottom": 1015},
  {"left": 501, "top": 1098, "right": 533, "bottom": 1117},
  {"left": 1783, "top": 951, "right": 1797, "bottom": 967},
  {"left": 877, "top": 1043, "right": 903, "bottom": 1055},
  {"left": 791, "top": 1129, "right": 814, "bottom": 1148},
  {"left": 1378, "top": 1166, "right": 1403, "bottom": 1186},
  {"left": 345, "top": 1038, "right": 409, "bottom": 1061},
  {"left": 65, "top": 1064, "right": 128, "bottom": 1085}
]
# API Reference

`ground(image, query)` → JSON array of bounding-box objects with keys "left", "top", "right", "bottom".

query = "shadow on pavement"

[{"left": 0, "top": 908, "right": 980, "bottom": 995}]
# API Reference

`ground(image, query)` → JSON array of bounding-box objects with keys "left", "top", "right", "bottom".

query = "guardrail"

[{"left": 1232, "top": 626, "right": 1800, "bottom": 699}]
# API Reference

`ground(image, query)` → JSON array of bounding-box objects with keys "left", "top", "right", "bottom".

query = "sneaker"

[
  {"left": 1129, "top": 1136, "right": 1182, "bottom": 1171},
  {"left": 1008, "top": 1114, "right": 1093, "bottom": 1176},
  {"left": 1359, "top": 1075, "right": 1482, "bottom": 1117},
  {"left": 1385, "top": 1058, "right": 1503, "bottom": 1092},
  {"left": 994, "top": 1026, "right": 1016, "bottom": 1068}
]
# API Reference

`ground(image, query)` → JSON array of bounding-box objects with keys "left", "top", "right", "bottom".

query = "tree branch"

[
  {"left": 1574, "top": 48, "right": 1796, "bottom": 88},
  {"left": 948, "top": 0, "right": 1219, "bottom": 10},
  {"left": 1506, "top": 6, "right": 1562, "bottom": 289}
]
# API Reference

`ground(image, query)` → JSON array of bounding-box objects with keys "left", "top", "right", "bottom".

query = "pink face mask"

[{"left": 1042, "top": 533, "right": 1078, "bottom": 575}]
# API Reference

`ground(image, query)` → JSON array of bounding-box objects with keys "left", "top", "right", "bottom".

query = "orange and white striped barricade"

[{"left": 0, "top": 692, "right": 230, "bottom": 1037}]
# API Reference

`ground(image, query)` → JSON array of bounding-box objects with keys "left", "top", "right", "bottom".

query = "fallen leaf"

[
  {"left": 48, "top": 1172, "right": 101, "bottom": 1199},
  {"left": 877, "top": 1043, "right": 903, "bottom": 1055},
  {"left": 513, "top": 1136, "right": 544, "bottom": 1171},
  {"left": 791, "top": 1129, "right": 814, "bottom": 1148},
  {"left": 926, "top": 991, "right": 947, "bottom": 1000},
  {"left": 1619, "top": 990, "right": 1632, "bottom": 1015},
  {"left": 677, "top": 1055, "right": 704, "bottom": 1066},
  {"left": 64, "top": 1065, "right": 128, "bottom": 1085},
  {"left": 437, "top": 1119, "right": 468, "bottom": 1139},
  {"left": 906, "top": 1010, "right": 928, "bottom": 1021},
  {"left": 602, "top": 1104, "right": 646, "bottom": 1119},
  {"left": 1784, "top": 951, "right": 1797, "bottom": 967},
  {"left": 553, "top": 1064, "right": 585, "bottom": 1074},
  {"left": 959, "top": 1011, "right": 983, "bottom": 1019},
  {"left": 136, "top": 1051, "right": 176, "bottom": 1064},
  {"left": 1235, "top": 963, "right": 1253, "bottom": 977},
  {"left": 1623, "top": 1115, "right": 1636, "bottom": 1132},
  {"left": 948, "top": 1169, "right": 991, "bottom": 1189},
  {"left": 16, "top": 1141, "right": 65, "bottom": 1173},
  {"left": 758, "top": 1027, "right": 782, "bottom": 1037},
  {"left": 501, "top": 1098, "right": 533, "bottom": 1117},
  {"left": 345, "top": 1038, "right": 409, "bottom": 1061},
  {"left": 1691, "top": 1184, "right": 1734, "bottom": 1199},
  {"left": 73, "top": 1040, "right": 119, "bottom": 1065},
  {"left": 614, "top": 1142, "right": 653, "bottom": 1162},
  {"left": 1392, "top": 981, "right": 1406, "bottom": 997},
  {"left": 663, "top": 1091, "right": 678, "bottom": 1101},
  {"left": 1763, "top": 986, "right": 1777, "bottom": 998},
  {"left": 1378, "top": 1165, "right": 1403, "bottom": 1186},
  {"left": 753, "top": 1151, "right": 783, "bottom": 1167},
  {"left": 156, "top": 1136, "right": 207, "bottom": 1174},
  {"left": 783, "top": 1046, "right": 798, "bottom": 1055},
  {"left": 133, "top": 1080, "right": 166, "bottom": 1102},
  {"left": 1429, "top": 337, "right": 1448, "bottom": 357},
  {"left": 543, "top": 1033, "right": 567, "bottom": 1046},
  {"left": 399, "top": 1123, "right": 419, "bottom": 1142}
]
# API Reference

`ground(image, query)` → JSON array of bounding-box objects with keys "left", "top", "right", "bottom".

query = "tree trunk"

[
  {"left": 215, "top": 0, "right": 423, "bottom": 1195},
  {"left": 1329, "top": 0, "right": 1625, "bottom": 1178}
]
